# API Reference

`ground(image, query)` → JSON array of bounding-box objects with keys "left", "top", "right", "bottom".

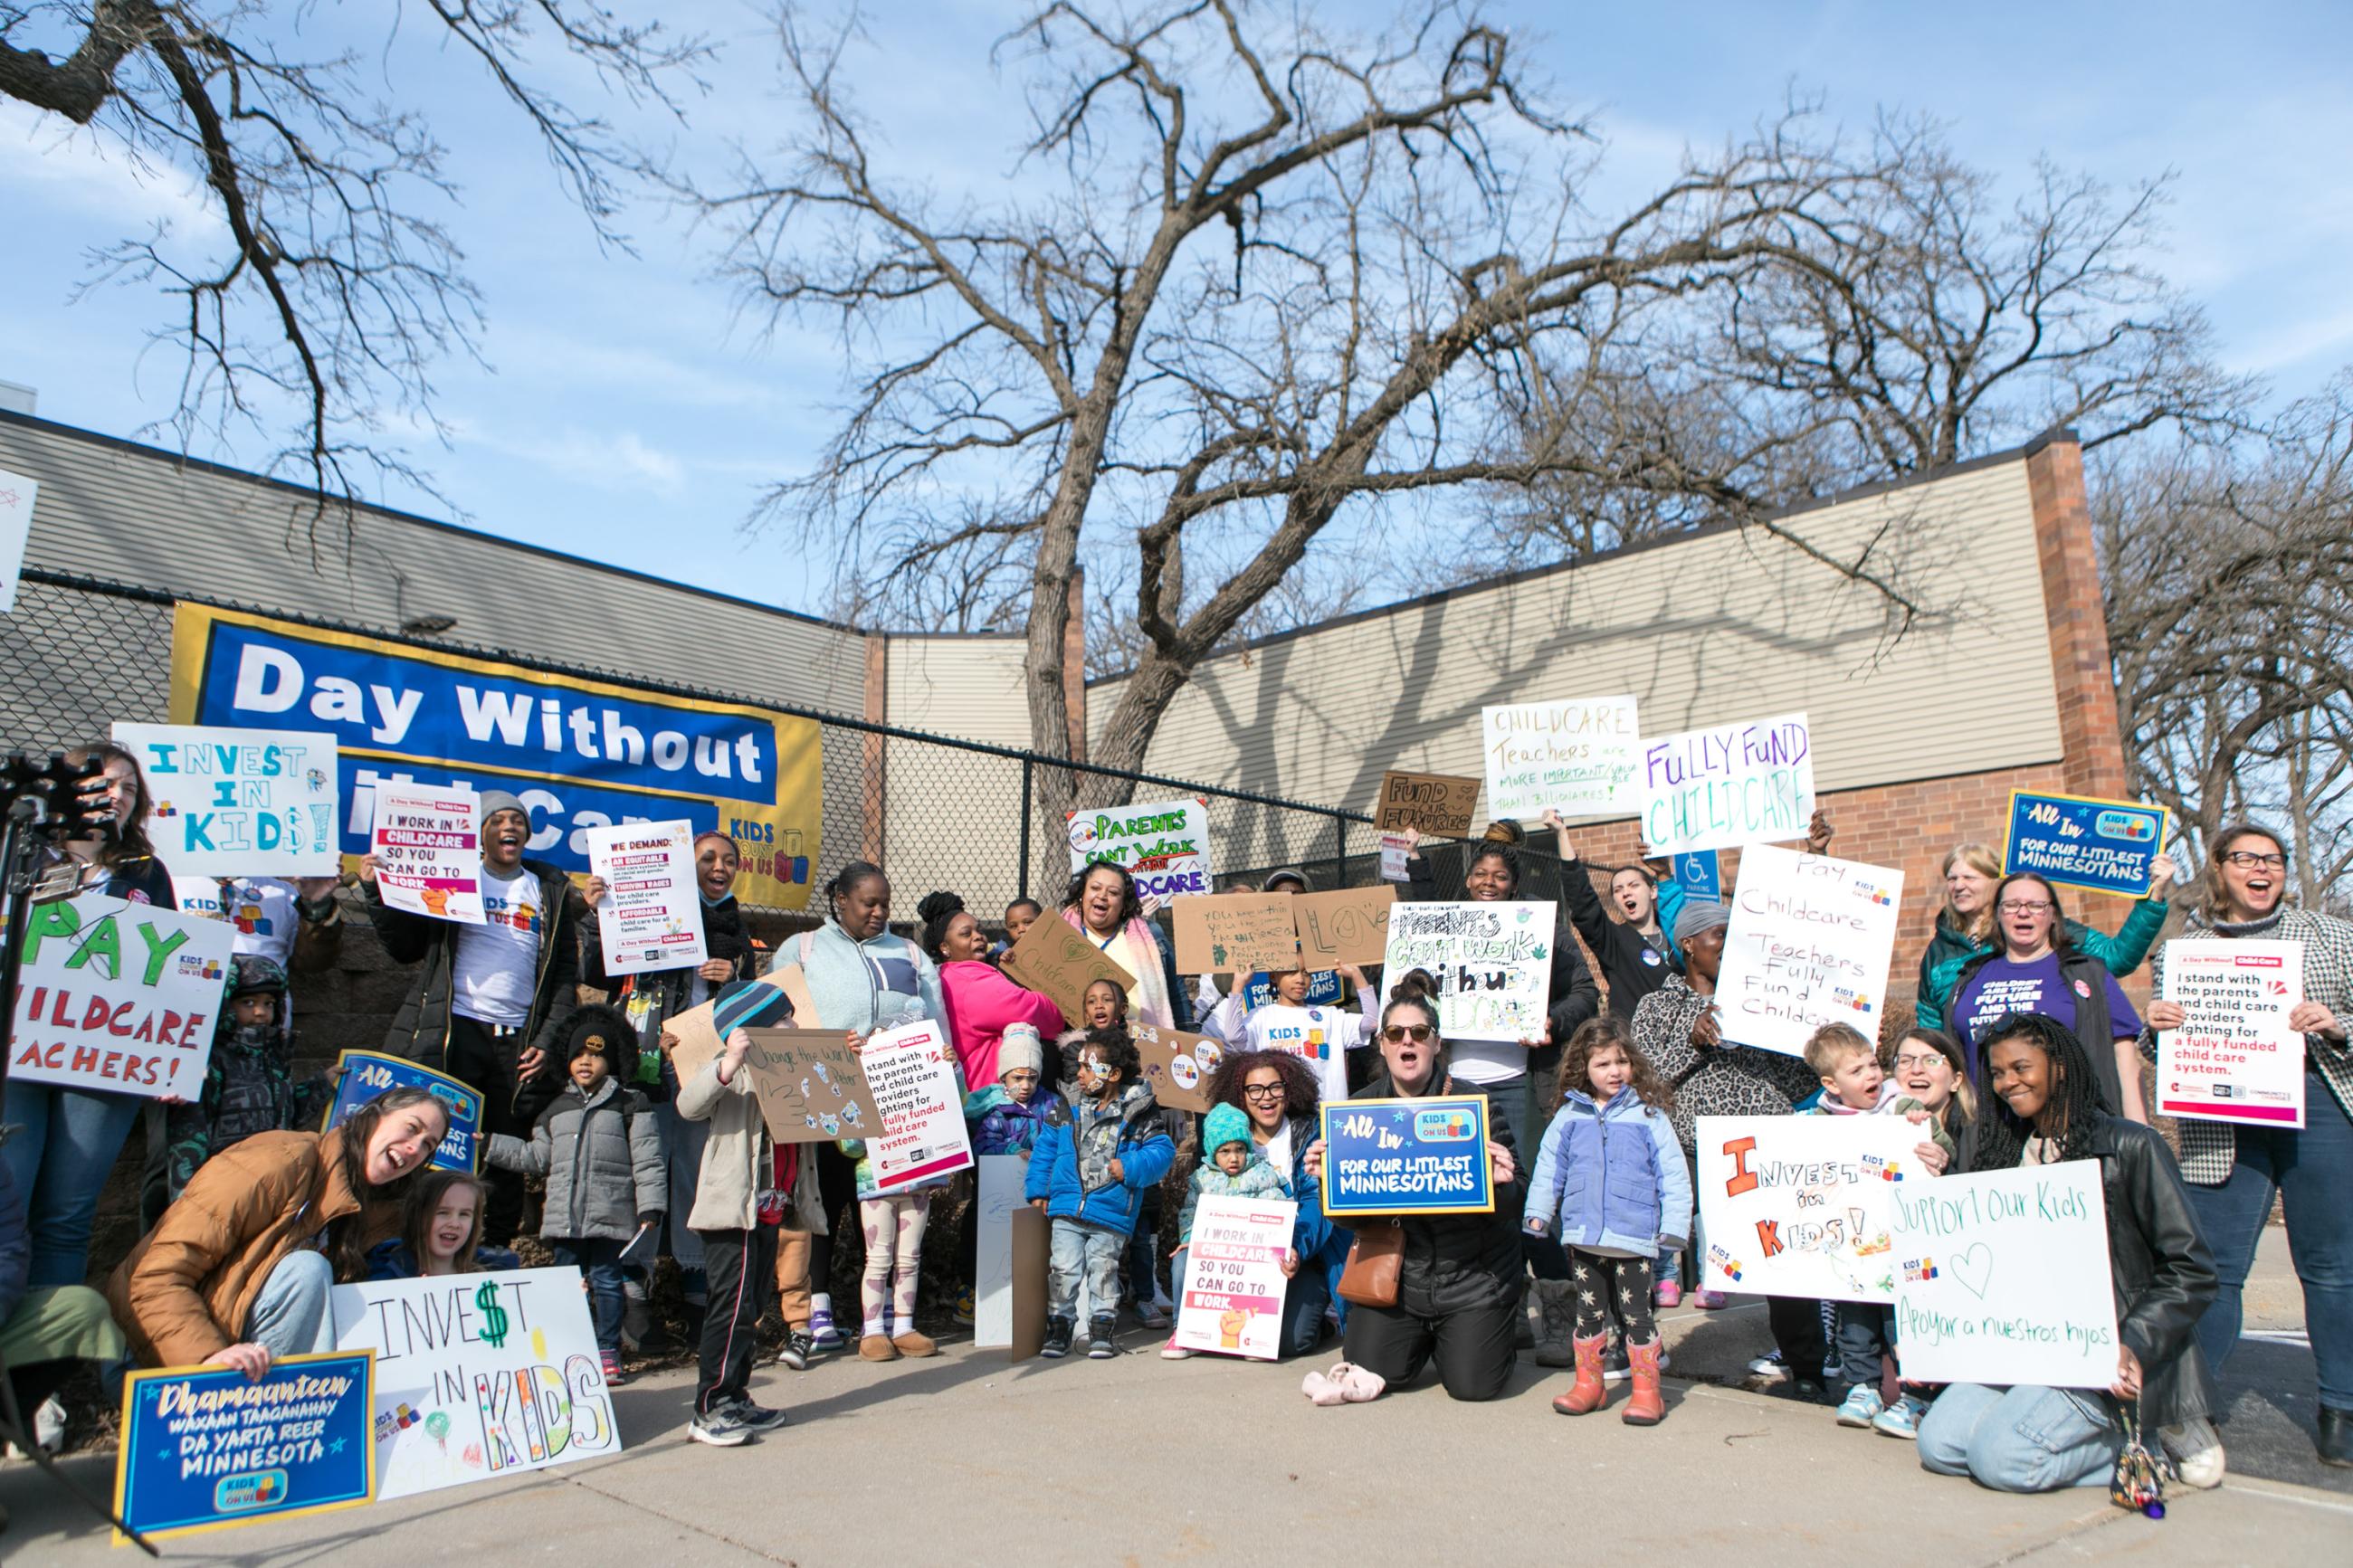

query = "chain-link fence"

[{"left": 1, "top": 570, "right": 1384, "bottom": 927}]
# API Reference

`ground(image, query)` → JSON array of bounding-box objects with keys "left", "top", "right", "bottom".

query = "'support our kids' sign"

[
  {"left": 2004, "top": 790, "right": 2169, "bottom": 898},
  {"left": 1067, "top": 796, "right": 1212, "bottom": 899},
  {"left": 861, "top": 1018, "right": 974, "bottom": 1191},
  {"left": 113, "top": 1352, "right": 376, "bottom": 1543},
  {"left": 1695, "top": 1115, "right": 1918, "bottom": 1303},
  {"left": 2158, "top": 939, "right": 2307, "bottom": 1128},
  {"left": 1174, "top": 1194, "right": 1300, "bottom": 1360},
  {"left": 167, "top": 603, "right": 824, "bottom": 909},
  {"left": 584, "top": 819, "right": 708, "bottom": 977},
  {"left": 8, "top": 891, "right": 232, "bottom": 1100},
  {"left": 368, "top": 783, "right": 483, "bottom": 924},
  {"left": 325, "top": 1050, "right": 484, "bottom": 1172},
  {"left": 1481, "top": 696, "right": 1643, "bottom": 822},
  {"left": 1319, "top": 1097, "right": 1495, "bottom": 1217},
  {"left": 1640, "top": 712, "right": 1815, "bottom": 857},
  {"left": 1379, "top": 899, "right": 1556, "bottom": 1043},
  {"left": 329, "top": 1267, "right": 620, "bottom": 1499},
  {"left": 112, "top": 723, "right": 342, "bottom": 878},
  {"left": 1890, "top": 1161, "right": 2119, "bottom": 1390},
  {"left": 1714, "top": 845, "right": 1906, "bottom": 1058}
]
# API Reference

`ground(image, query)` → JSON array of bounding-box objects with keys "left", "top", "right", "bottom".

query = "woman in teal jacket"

[{"left": 1912, "top": 841, "right": 2175, "bottom": 1031}]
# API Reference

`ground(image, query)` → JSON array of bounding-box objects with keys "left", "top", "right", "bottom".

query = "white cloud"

[{"left": 0, "top": 102, "right": 224, "bottom": 244}]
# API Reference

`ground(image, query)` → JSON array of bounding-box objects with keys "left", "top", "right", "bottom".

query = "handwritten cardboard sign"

[
  {"left": 1639, "top": 712, "right": 1815, "bottom": 857},
  {"left": 1175, "top": 890, "right": 1302, "bottom": 974},
  {"left": 667, "top": 966, "right": 814, "bottom": 1085},
  {"left": 741, "top": 1027, "right": 874, "bottom": 1143},
  {"left": 329, "top": 1267, "right": 619, "bottom": 1499},
  {"left": 1380, "top": 899, "right": 1557, "bottom": 1043},
  {"left": 1292, "top": 884, "right": 1396, "bottom": 967},
  {"left": 9, "top": 891, "right": 231, "bottom": 1101},
  {"left": 1134, "top": 1022, "right": 1224, "bottom": 1115},
  {"left": 1067, "top": 796, "right": 1214, "bottom": 899},
  {"left": 325, "top": 1050, "right": 483, "bottom": 1172},
  {"left": 1890, "top": 1161, "right": 2119, "bottom": 1389},
  {"left": 368, "top": 782, "right": 484, "bottom": 924},
  {"left": 1173, "top": 1195, "right": 1300, "bottom": 1360},
  {"left": 861, "top": 1017, "right": 974, "bottom": 1190},
  {"left": 2158, "top": 938, "right": 2306, "bottom": 1127},
  {"left": 1715, "top": 845, "right": 1906, "bottom": 1058},
  {"left": 112, "top": 723, "right": 342, "bottom": 878},
  {"left": 1694, "top": 1114, "right": 1919, "bottom": 1302},
  {"left": 1373, "top": 771, "right": 1482, "bottom": 837},
  {"left": 1481, "top": 696, "right": 1643, "bottom": 822},
  {"left": 2005, "top": 789, "right": 2170, "bottom": 898},
  {"left": 114, "top": 1352, "right": 376, "bottom": 1542},
  {"left": 999, "top": 916, "right": 1138, "bottom": 1021},
  {"left": 1319, "top": 1096, "right": 1495, "bottom": 1216}
]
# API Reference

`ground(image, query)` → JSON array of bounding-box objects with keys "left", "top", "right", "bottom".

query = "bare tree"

[
  {"left": 0, "top": 2, "right": 701, "bottom": 525},
  {"left": 2100, "top": 375, "right": 2353, "bottom": 912}
]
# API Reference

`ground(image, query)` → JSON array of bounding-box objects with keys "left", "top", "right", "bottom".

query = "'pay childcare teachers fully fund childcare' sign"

[
  {"left": 1068, "top": 796, "right": 1213, "bottom": 899},
  {"left": 1640, "top": 712, "right": 1815, "bottom": 857},
  {"left": 167, "top": 604, "right": 824, "bottom": 909},
  {"left": 1714, "top": 846, "right": 1906, "bottom": 1058}
]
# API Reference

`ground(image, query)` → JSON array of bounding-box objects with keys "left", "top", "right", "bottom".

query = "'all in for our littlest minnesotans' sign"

[{"left": 1319, "top": 1097, "right": 1494, "bottom": 1217}]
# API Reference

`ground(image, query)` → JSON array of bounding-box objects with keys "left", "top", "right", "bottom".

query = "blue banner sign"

[
  {"left": 2004, "top": 790, "right": 2170, "bottom": 898},
  {"left": 1240, "top": 969, "right": 1346, "bottom": 1012},
  {"left": 1319, "top": 1095, "right": 1494, "bottom": 1216},
  {"left": 114, "top": 1352, "right": 376, "bottom": 1542},
  {"left": 326, "top": 1050, "right": 483, "bottom": 1172}
]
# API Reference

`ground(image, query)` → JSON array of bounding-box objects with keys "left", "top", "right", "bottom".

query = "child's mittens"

[
  {"left": 1301, "top": 1361, "right": 1386, "bottom": 1406},
  {"left": 1301, "top": 1364, "right": 1348, "bottom": 1406}
]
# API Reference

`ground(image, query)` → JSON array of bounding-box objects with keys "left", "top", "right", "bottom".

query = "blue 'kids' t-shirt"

[{"left": 1950, "top": 951, "right": 2143, "bottom": 1082}]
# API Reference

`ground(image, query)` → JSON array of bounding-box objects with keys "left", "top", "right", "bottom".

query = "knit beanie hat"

[
  {"left": 477, "top": 788, "right": 527, "bottom": 832},
  {"left": 1203, "top": 1102, "right": 1253, "bottom": 1158},
  {"left": 712, "top": 977, "right": 795, "bottom": 1038},
  {"left": 1672, "top": 899, "right": 1731, "bottom": 944},
  {"left": 998, "top": 1022, "right": 1045, "bottom": 1079},
  {"left": 557, "top": 1003, "right": 641, "bottom": 1084}
]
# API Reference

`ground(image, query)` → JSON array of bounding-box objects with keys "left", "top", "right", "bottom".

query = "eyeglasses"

[
  {"left": 1241, "top": 1084, "right": 1285, "bottom": 1103},
  {"left": 1996, "top": 899, "right": 2054, "bottom": 915},
  {"left": 1380, "top": 1024, "right": 1436, "bottom": 1043},
  {"left": 1892, "top": 1053, "right": 1948, "bottom": 1072},
  {"left": 2223, "top": 851, "right": 2287, "bottom": 870}
]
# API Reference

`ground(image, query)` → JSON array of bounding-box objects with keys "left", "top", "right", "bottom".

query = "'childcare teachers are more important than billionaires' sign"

[{"left": 167, "top": 603, "right": 823, "bottom": 909}]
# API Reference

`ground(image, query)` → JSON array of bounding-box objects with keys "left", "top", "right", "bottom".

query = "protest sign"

[
  {"left": 2158, "top": 939, "right": 2306, "bottom": 1127},
  {"left": 2004, "top": 790, "right": 2170, "bottom": 898},
  {"left": 112, "top": 724, "right": 341, "bottom": 878},
  {"left": 1380, "top": 899, "right": 1557, "bottom": 1043},
  {"left": 999, "top": 914, "right": 1138, "bottom": 1021},
  {"left": 1239, "top": 968, "right": 1344, "bottom": 1012},
  {"left": 8, "top": 891, "right": 229, "bottom": 1100},
  {"left": 1134, "top": 1022, "right": 1223, "bottom": 1114},
  {"left": 0, "top": 463, "right": 34, "bottom": 613},
  {"left": 1715, "top": 845, "right": 1906, "bottom": 1057},
  {"left": 1319, "top": 1096, "right": 1494, "bottom": 1217},
  {"left": 1891, "top": 1161, "right": 2119, "bottom": 1389},
  {"left": 1379, "top": 832, "right": 1413, "bottom": 882},
  {"left": 1694, "top": 1115, "right": 1918, "bottom": 1302},
  {"left": 1293, "top": 884, "right": 1396, "bottom": 967},
  {"left": 740, "top": 1027, "right": 873, "bottom": 1143},
  {"left": 584, "top": 819, "right": 708, "bottom": 976},
  {"left": 974, "top": 1155, "right": 1029, "bottom": 1350},
  {"left": 665, "top": 966, "right": 815, "bottom": 1086},
  {"left": 1175, "top": 890, "right": 1301, "bottom": 975},
  {"left": 1067, "top": 796, "right": 1212, "bottom": 899},
  {"left": 1010, "top": 1204, "right": 1050, "bottom": 1360},
  {"left": 1174, "top": 1194, "right": 1300, "bottom": 1360},
  {"left": 114, "top": 1352, "right": 376, "bottom": 1543},
  {"left": 326, "top": 1050, "right": 484, "bottom": 1171},
  {"left": 330, "top": 1266, "right": 620, "bottom": 1499},
  {"left": 168, "top": 603, "right": 823, "bottom": 908},
  {"left": 860, "top": 1018, "right": 974, "bottom": 1190},
  {"left": 368, "top": 783, "right": 483, "bottom": 924},
  {"left": 1373, "top": 771, "right": 1482, "bottom": 837},
  {"left": 1639, "top": 712, "right": 1815, "bottom": 857},
  {"left": 1672, "top": 851, "right": 1720, "bottom": 901},
  {"left": 1481, "top": 696, "right": 1643, "bottom": 822}
]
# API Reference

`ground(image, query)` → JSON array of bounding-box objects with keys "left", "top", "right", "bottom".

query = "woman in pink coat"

[{"left": 918, "top": 892, "right": 1066, "bottom": 1087}]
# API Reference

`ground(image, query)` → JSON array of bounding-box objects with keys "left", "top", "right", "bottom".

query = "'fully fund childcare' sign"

[
  {"left": 1640, "top": 712, "right": 1815, "bottom": 857},
  {"left": 168, "top": 604, "right": 823, "bottom": 908},
  {"left": 1068, "top": 796, "right": 1212, "bottom": 899}
]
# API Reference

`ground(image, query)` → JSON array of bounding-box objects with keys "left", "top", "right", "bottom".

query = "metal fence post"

[
  {"left": 1018, "top": 754, "right": 1034, "bottom": 903},
  {"left": 1333, "top": 813, "right": 1347, "bottom": 889}
]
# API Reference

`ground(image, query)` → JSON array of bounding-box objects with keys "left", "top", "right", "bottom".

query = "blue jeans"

[
  {"left": 2183, "top": 1069, "right": 2353, "bottom": 1413},
  {"left": 1836, "top": 1301, "right": 1895, "bottom": 1388},
  {"left": 553, "top": 1238, "right": 628, "bottom": 1357},
  {"left": 244, "top": 1250, "right": 338, "bottom": 1359},
  {"left": 1049, "top": 1219, "right": 1126, "bottom": 1325},
  {"left": 1917, "top": 1383, "right": 2118, "bottom": 1491},
  {"left": 1, "top": 1081, "right": 146, "bottom": 1287}
]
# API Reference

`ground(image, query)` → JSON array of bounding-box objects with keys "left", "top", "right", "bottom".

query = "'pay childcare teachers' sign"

[
  {"left": 1714, "top": 845, "right": 1906, "bottom": 1058},
  {"left": 112, "top": 724, "right": 342, "bottom": 878},
  {"left": 1640, "top": 712, "right": 1815, "bottom": 857},
  {"left": 1068, "top": 796, "right": 1212, "bottom": 899},
  {"left": 1481, "top": 696, "right": 1643, "bottom": 822},
  {"left": 10, "top": 892, "right": 233, "bottom": 1101}
]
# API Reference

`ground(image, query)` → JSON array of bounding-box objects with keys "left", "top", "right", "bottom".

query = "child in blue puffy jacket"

[
  {"left": 964, "top": 1028, "right": 1064, "bottom": 1157},
  {"left": 1525, "top": 1016, "right": 1691, "bottom": 1426},
  {"left": 1025, "top": 1029, "right": 1175, "bottom": 1360}
]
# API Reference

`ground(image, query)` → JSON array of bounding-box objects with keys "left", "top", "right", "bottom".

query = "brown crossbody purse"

[{"left": 1336, "top": 1221, "right": 1404, "bottom": 1307}]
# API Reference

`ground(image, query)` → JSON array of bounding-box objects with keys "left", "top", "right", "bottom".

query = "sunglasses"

[{"left": 1380, "top": 1024, "right": 1435, "bottom": 1044}]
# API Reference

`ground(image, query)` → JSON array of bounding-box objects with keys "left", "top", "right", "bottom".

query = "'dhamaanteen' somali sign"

[
  {"left": 1067, "top": 796, "right": 1212, "bottom": 899},
  {"left": 1639, "top": 712, "right": 1815, "bottom": 857},
  {"left": 9, "top": 892, "right": 231, "bottom": 1100},
  {"left": 2004, "top": 790, "right": 2169, "bottom": 898},
  {"left": 114, "top": 1352, "right": 376, "bottom": 1543},
  {"left": 1319, "top": 1096, "right": 1494, "bottom": 1216},
  {"left": 1380, "top": 899, "right": 1556, "bottom": 1043},
  {"left": 168, "top": 603, "right": 823, "bottom": 909},
  {"left": 112, "top": 724, "right": 342, "bottom": 878}
]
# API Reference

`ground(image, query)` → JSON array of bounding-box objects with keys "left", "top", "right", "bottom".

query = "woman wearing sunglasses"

[
  {"left": 1201, "top": 1049, "right": 1352, "bottom": 1358},
  {"left": 1303, "top": 972, "right": 1527, "bottom": 1401}
]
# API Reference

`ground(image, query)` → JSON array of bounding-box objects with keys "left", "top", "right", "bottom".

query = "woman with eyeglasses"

[
  {"left": 1200, "top": 1049, "right": 1352, "bottom": 1358},
  {"left": 1946, "top": 872, "right": 2146, "bottom": 1120},
  {"left": 1302, "top": 972, "right": 1528, "bottom": 1402},
  {"left": 2137, "top": 822, "right": 2353, "bottom": 1468},
  {"left": 1913, "top": 841, "right": 2175, "bottom": 1033}
]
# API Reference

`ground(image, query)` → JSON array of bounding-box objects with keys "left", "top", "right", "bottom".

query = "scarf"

[{"left": 1061, "top": 908, "right": 1175, "bottom": 1028}]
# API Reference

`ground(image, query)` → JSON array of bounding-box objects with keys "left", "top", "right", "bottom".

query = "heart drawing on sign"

[{"left": 1948, "top": 1242, "right": 1995, "bottom": 1300}]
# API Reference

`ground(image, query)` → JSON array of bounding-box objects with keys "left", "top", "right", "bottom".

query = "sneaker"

[
  {"left": 726, "top": 1399, "right": 791, "bottom": 1434},
  {"left": 1836, "top": 1384, "right": 1885, "bottom": 1428},
  {"left": 688, "top": 1408, "right": 756, "bottom": 1448},
  {"left": 2159, "top": 1417, "right": 2227, "bottom": 1489},
  {"left": 953, "top": 1288, "right": 976, "bottom": 1326},
  {"left": 601, "top": 1353, "right": 629, "bottom": 1388},
  {"left": 1603, "top": 1341, "right": 1631, "bottom": 1384},
  {"left": 1160, "top": 1335, "right": 1195, "bottom": 1361},
  {"left": 1088, "top": 1316, "right": 1120, "bottom": 1358},
  {"left": 809, "top": 1305, "right": 844, "bottom": 1352},
  {"left": 1132, "top": 1298, "right": 1172, "bottom": 1330},
  {"left": 1746, "top": 1349, "right": 1790, "bottom": 1381},
  {"left": 1653, "top": 1278, "right": 1682, "bottom": 1309},
  {"left": 1041, "top": 1316, "right": 1076, "bottom": 1359},
  {"left": 1872, "top": 1393, "right": 1930, "bottom": 1440},
  {"left": 1689, "top": 1288, "right": 1729, "bottom": 1309},
  {"left": 775, "top": 1331, "right": 814, "bottom": 1371}
]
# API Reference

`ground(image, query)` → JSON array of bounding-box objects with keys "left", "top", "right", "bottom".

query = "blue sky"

[{"left": 5, "top": 1, "right": 2348, "bottom": 617}]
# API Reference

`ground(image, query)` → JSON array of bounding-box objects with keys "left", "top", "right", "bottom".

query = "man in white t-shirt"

[{"left": 361, "top": 787, "right": 583, "bottom": 1242}]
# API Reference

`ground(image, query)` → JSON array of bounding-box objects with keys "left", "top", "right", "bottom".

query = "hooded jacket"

[
  {"left": 1024, "top": 1079, "right": 1175, "bottom": 1235},
  {"left": 488, "top": 1076, "right": 665, "bottom": 1243},
  {"left": 1913, "top": 899, "right": 2167, "bottom": 1031},
  {"left": 1352, "top": 1069, "right": 1527, "bottom": 1315},
  {"left": 938, "top": 958, "right": 1067, "bottom": 1088},
  {"left": 1525, "top": 1086, "right": 1692, "bottom": 1255},
  {"left": 673, "top": 979, "right": 789, "bottom": 1232},
  {"left": 1176, "top": 1145, "right": 1291, "bottom": 1245},
  {"left": 363, "top": 859, "right": 582, "bottom": 1077},
  {"left": 779, "top": 919, "right": 948, "bottom": 1037},
  {"left": 965, "top": 1083, "right": 1067, "bottom": 1156}
]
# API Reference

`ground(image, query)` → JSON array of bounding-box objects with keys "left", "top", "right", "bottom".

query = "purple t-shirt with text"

[{"left": 1951, "top": 951, "right": 2143, "bottom": 1080}]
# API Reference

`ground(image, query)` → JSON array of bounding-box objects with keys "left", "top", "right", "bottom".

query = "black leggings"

[
  {"left": 803, "top": 1143, "right": 860, "bottom": 1299},
  {"left": 1569, "top": 1251, "right": 1656, "bottom": 1341}
]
